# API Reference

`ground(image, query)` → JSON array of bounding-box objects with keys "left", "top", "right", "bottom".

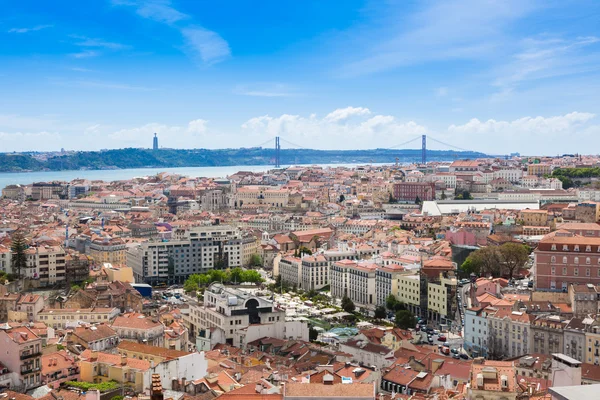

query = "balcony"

[{"left": 20, "top": 351, "right": 42, "bottom": 360}]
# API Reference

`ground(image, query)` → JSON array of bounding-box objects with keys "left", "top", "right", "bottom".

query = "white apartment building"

[
  {"left": 24, "top": 245, "right": 66, "bottom": 287},
  {"left": 197, "top": 283, "right": 291, "bottom": 347},
  {"left": 301, "top": 255, "right": 329, "bottom": 291},
  {"left": 494, "top": 169, "right": 523, "bottom": 183},
  {"left": 127, "top": 225, "right": 242, "bottom": 285},
  {"left": 330, "top": 260, "right": 377, "bottom": 312},
  {"left": 487, "top": 309, "right": 532, "bottom": 359},
  {"left": 278, "top": 256, "right": 302, "bottom": 288},
  {"left": 38, "top": 307, "right": 120, "bottom": 329},
  {"left": 375, "top": 264, "right": 406, "bottom": 306},
  {"left": 464, "top": 307, "right": 489, "bottom": 358},
  {"left": 431, "top": 173, "right": 457, "bottom": 189},
  {"left": 0, "top": 245, "right": 11, "bottom": 274},
  {"left": 578, "top": 189, "right": 600, "bottom": 202},
  {"left": 347, "top": 263, "right": 377, "bottom": 312}
]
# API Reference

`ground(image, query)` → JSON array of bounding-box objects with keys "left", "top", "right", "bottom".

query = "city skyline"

[{"left": 1, "top": 0, "right": 600, "bottom": 154}]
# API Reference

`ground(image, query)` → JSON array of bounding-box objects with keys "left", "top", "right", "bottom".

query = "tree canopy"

[
  {"left": 463, "top": 242, "right": 530, "bottom": 278},
  {"left": 10, "top": 231, "right": 28, "bottom": 279},
  {"left": 341, "top": 295, "right": 355, "bottom": 313},
  {"left": 183, "top": 268, "right": 263, "bottom": 293},
  {"left": 394, "top": 310, "right": 417, "bottom": 330}
]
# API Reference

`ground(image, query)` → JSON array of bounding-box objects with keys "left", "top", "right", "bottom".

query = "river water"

[{"left": 0, "top": 163, "right": 389, "bottom": 188}]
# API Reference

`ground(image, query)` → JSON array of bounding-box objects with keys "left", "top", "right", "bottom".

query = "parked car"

[
  {"left": 441, "top": 346, "right": 450, "bottom": 355},
  {"left": 452, "top": 353, "right": 460, "bottom": 359},
  {"left": 460, "top": 354, "right": 469, "bottom": 360},
  {"left": 428, "top": 337, "right": 434, "bottom": 344},
  {"left": 528, "top": 281, "right": 534, "bottom": 288},
  {"left": 451, "top": 348, "right": 459, "bottom": 354},
  {"left": 438, "top": 335, "right": 447, "bottom": 342}
]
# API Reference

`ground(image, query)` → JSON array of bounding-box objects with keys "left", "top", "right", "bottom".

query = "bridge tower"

[
  {"left": 275, "top": 136, "right": 281, "bottom": 168},
  {"left": 421, "top": 134, "right": 426, "bottom": 164}
]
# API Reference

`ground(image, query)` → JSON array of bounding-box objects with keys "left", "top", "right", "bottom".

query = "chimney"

[{"left": 121, "top": 355, "right": 127, "bottom": 366}]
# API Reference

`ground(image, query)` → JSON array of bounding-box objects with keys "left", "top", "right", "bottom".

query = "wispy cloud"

[
  {"left": 234, "top": 83, "right": 297, "bottom": 97},
  {"left": 492, "top": 35, "right": 600, "bottom": 91},
  {"left": 71, "top": 35, "right": 131, "bottom": 50},
  {"left": 70, "top": 50, "right": 100, "bottom": 59},
  {"left": 113, "top": 0, "right": 230, "bottom": 65},
  {"left": 339, "top": 0, "right": 538, "bottom": 77},
  {"left": 181, "top": 27, "right": 231, "bottom": 64},
  {"left": 8, "top": 24, "right": 53, "bottom": 34}
]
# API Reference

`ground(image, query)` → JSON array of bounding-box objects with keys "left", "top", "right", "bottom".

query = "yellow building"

[
  {"left": 427, "top": 274, "right": 457, "bottom": 324},
  {"left": 397, "top": 274, "right": 421, "bottom": 314},
  {"left": 527, "top": 164, "right": 552, "bottom": 177},
  {"left": 241, "top": 237, "right": 260, "bottom": 267},
  {"left": 89, "top": 238, "right": 127, "bottom": 265},
  {"left": 585, "top": 325, "right": 600, "bottom": 365},
  {"left": 102, "top": 264, "right": 135, "bottom": 283},
  {"left": 117, "top": 341, "right": 191, "bottom": 366},
  {"left": 235, "top": 186, "right": 290, "bottom": 208},
  {"left": 79, "top": 351, "right": 150, "bottom": 393},
  {"left": 520, "top": 209, "right": 548, "bottom": 226},
  {"left": 38, "top": 307, "right": 120, "bottom": 329}
]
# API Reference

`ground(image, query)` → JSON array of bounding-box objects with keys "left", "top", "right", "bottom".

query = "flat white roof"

[{"left": 422, "top": 200, "right": 539, "bottom": 216}]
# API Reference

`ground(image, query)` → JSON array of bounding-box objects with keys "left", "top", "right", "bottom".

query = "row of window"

[{"left": 550, "top": 256, "right": 599, "bottom": 264}]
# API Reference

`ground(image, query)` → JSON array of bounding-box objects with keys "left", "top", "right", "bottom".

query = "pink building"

[
  {"left": 473, "top": 278, "right": 500, "bottom": 297},
  {"left": 534, "top": 230, "right": 600, "bottom": 291}
]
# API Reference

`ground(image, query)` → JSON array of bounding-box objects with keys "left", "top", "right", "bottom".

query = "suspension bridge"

[{"left": 251, "top": 135, "right": 507, "bottom": 168}]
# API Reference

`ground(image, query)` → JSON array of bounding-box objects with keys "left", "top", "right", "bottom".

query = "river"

[{"left": 0, "top": 163, "right": 390, "bottom": 188}]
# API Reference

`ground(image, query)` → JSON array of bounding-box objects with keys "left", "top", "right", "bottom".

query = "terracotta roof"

[
  {"left": 283, "top": 382, "right": 375, "bottom": 398},
  {"left": 117, "top": 340, "right": 190, "bottom": 359}
]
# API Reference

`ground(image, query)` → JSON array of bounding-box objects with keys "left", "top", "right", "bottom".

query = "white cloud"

[
  {"left": 0, "top": 131, "right": 61, "bottom": 151},
  {"left": 241, "top": 107, "right": 426, "bottom": 149},
  {"left": 114, "top": 0, "right": 229, "bottom": 65},
  {"left": 436, "top": 87, "right": 448, "bottom": 97},
  {"left": 187, "top": 119, "right": 207, "bottom": 133},
  {"left": 492, "top": 36, "right": 600, "bottom": 92},
  {"left": 340, "top": 0, "right": 537, "bottom": 76},
  {"left": 71, "top": 50, "right": 100, "bottom": 59},
  {"left": 324, "top": 107, "right": 371, "bottom": 122},
  {"left": 108, "top": 119, "right": 210, "bottom": 148},
  {"left": 8, "top": 24, "right": 53, "bottom": 34},
  {"left": 72, "top": 35, "right": 131, "bottom": 50},
  {"left": 181, "top": 27, "right": 231, "bottom": 65},
  {"left": 448, "top": 112, "right": 595, "bottom": 134},
  {"left": 446, "top": 112, "right": 597, "bottom": 154}
]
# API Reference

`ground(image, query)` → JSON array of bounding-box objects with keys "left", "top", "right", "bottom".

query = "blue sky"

[{"left": 1, "top": 0, "right": 600, "bottom": 155}]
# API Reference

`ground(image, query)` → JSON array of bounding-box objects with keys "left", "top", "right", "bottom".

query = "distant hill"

[{"left": 0, "top": 147, "right": 491, "bottom": 172}]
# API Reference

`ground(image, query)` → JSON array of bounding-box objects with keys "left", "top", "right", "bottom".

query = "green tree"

[
  {"left": 394, "top": 310, "right": 417, "bottom": 330},
  {"left": 498, "top": 242, "right": 529, "bottom": 280},
  {"left": 460, "top": 258, "right": 478, "bottom": 278},
  {"left": 249, "top": 254, "right": 262, "bottom": 267},
  {"left": 341, "top": 295, "right": 355, "bottom": 313},
  {"left": 467, "top": 246, "right": 502, "bottom": 277},
  {"left": 230, "top": 267, "right": 244, "bottom": 284},
  {"left": 339, "top": 194, "right": 345, "bottom": 203},
  {"left": 10, "top": 231, "right": 28, "bottom": 279},
  {"left": 241, "top": 269, "right": 263, "bottom": 283},
  {"left": 386, "top": 294, "right": 397, "bottom": 311},
  {"left": 374, "top": 306, "right": 387, "bottom": 319},
  {"left": 441, "top": 192, "right": 447, "bottom": 200},
  {"left": 298, "top": 246, "right": 313, "bottom": 256},
  {"left": 415, "top": 196, "right": 422, "bottom": 204}
]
